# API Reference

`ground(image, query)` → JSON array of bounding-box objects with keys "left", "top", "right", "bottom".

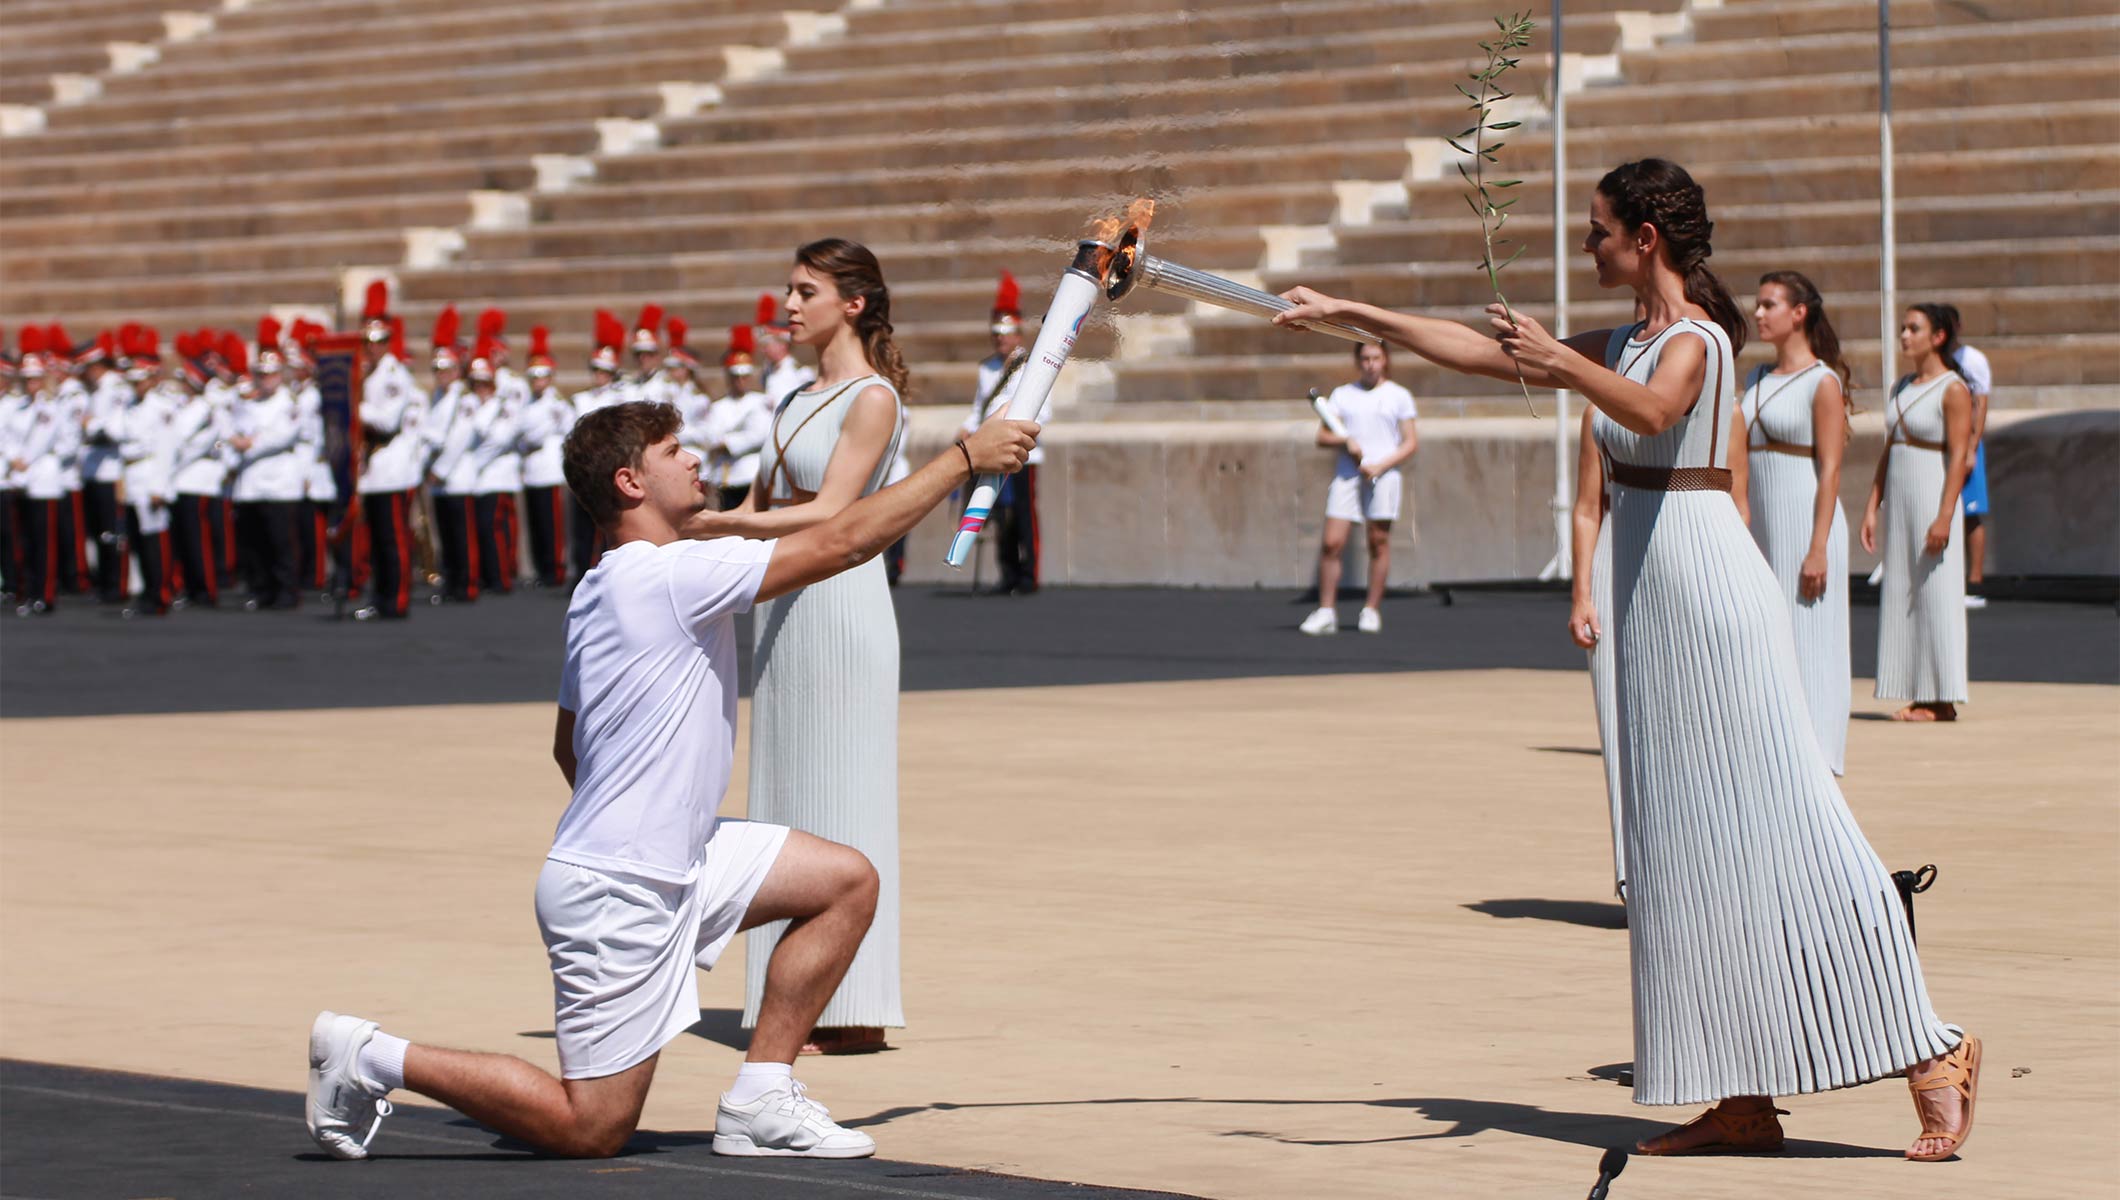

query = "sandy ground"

[{"left": 3, "top": 669, "right": 2114, "bottom": 1199}]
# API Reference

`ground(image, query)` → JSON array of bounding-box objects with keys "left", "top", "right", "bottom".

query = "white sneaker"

[
  {"left": 713, "top": 1079, "right": 876, "bottom": 1158},
  {"left": 1356, "top": 607, "right": 1382, "bottom": 633},
  {"left": 1964, "top": 595, "right": 1987, "bottom": 609},
  {"left": 307, "top": 1011, "right": 393, "bottom": 1160},
  {"left": 1298, "top": 607, "right": 1338, "bottom": 636}
]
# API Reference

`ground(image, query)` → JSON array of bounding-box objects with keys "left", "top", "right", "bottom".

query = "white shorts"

[
  {"left": 536, "top": 819, "right": 789, "bottom": 1079},
  {"left": 1325, "top": 470, "right": 1402, "bottom": 524}
]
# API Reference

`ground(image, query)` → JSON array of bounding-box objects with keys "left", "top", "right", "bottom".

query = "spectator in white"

[
  {"left": 518, "top": 328, "right": 573, "bottom": 588},
  {"left": 1939, "top": 305, "right": 1993, "bottom": 608},
  {"left": 228, "top": 346, "right": 306, "bottom": 610},
  {"left": 1299, "top": 341, "right": 1418, "bottom": 635},
  {"left": 702, "top": 325, "right": 775, "bottom": 513}
]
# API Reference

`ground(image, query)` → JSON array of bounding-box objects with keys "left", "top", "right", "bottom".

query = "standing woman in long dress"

[
  {"left": 1862, "top": 304, "right": 1974, "bottom": 723},
  {"left": 1276, "top": 158, "right": 1980, "bottom": 1162},
  {"left": 1569, "top": 400, "right": 1751, "bottom": 900},
  {"left": 1741, "top": 272, "right": 1852, "bottom": 771},
  {"left": 711, "top": 238, "right": 909, "bottom": 1052}
]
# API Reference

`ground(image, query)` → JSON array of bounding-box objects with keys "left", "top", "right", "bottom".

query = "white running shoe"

[
  {"left": 307, "top": 1010, "right": 394, "bottom": 1160},
  {"left": 713, "top": 1079, "right": 876, "bottom": 1158},
  {"left": 1964, "top": 595, "right": 1987, "bottom": 609},
  {"left": 1356, "top": 606, "right": 1382, "bottom": 633},
  {"left": 1298, "top": 607, "right": 1338, "bottom": 636}
]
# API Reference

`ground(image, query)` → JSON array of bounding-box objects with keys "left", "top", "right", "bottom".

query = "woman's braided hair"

[{"left": 1596, "top": 159, "right": 1746, "bottom": 353}]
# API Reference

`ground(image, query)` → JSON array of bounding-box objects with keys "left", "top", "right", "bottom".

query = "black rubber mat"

[
  {"left": 3, "top": 585, "right": 2111, "bottom": 719},
  {"left": 0, "top": 1059, "right": 1206, "bottom": 1200}
]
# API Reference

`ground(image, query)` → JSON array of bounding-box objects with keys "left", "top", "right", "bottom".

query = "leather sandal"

[
  {"left": 1906, "top": 1035, "right": 1981, "bottom": 1162},
  {"left": 1635, "top": 1103, "right": 1788, "bottom": 1155}
]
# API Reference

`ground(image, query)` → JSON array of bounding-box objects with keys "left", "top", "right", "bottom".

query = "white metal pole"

[
  {"left": 1878, "top": 0, "right": 1896, "bottom": 393},
  {"left": 1543, "top": 0, "right": 1573, "bottom": 581}
]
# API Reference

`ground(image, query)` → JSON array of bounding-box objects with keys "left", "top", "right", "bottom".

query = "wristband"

[{"left": 953, "top": 436, "right": 973, "bottom": 476}]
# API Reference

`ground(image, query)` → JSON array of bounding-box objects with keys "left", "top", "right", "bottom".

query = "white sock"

[
  {"left": 357, "top": 1030, "right": 409, "bottom": 1094},
  {"left": 727, "top": 1061, "right": 793, "bottom": 1105}
]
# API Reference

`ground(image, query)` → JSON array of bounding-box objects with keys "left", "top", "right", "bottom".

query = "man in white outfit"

[
  {"left": 1299, "top": 341, "right": 1418, "bottom": 635},
  {"left": 307, "top": 400, "right": 1040, "bottom": 1162}
]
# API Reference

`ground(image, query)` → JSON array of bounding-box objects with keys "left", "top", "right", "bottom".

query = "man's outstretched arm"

[{"left": 754, "top": 416, "right": 1039, "bottom": 603}]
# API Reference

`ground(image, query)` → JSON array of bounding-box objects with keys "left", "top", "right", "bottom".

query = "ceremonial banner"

[{"left": 309, "top": 334, "right": 366, "bottom": 500}]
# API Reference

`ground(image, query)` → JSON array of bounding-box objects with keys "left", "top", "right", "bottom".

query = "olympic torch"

[
  {"left": 1102, "top": 222, "right": 1383, "bottom": 345},
  {"left": 944, "top": 206, "right": 1145, "bottom": 568}
]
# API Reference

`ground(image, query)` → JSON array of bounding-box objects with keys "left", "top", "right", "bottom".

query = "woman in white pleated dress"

[
  {"left": 710, "top": 238, "right": 909, "bottom": 1052},
  {"left": 1741, "top": 272, "right": 1852, "bottom": 771},
  {"left": 1862, "top": 304, "right": 1974, "bottom": 723},
  {"left": 1569, "top": 397, "right": 1751, "bottom": 900},
  {"left": 1277, "top": 158, "right": 1980, "bottom": 1163}
]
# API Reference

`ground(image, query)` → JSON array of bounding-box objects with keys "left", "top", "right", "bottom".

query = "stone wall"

[{"left": 895, "top": 405, "right": 2120, "bottom": 588}]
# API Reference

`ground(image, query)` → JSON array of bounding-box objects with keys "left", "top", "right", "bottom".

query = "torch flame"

[
  {"left": 1087, "top": 214, "right": 1123, "bottom": 244},
  {"left": 1125, "top": 197, "right": 1156, "bottom": 233}
]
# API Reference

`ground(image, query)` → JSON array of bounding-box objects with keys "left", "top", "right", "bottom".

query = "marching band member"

[
  {"left": 629, "top": 304, "right": 670, "bottom": 406},
  {"left": 356, "top": 306, "right": 424, "bottom": 620},
  {"left": 76, "top": 329, "right": 132, "bottom": 603},
  {"left": 567, "top": 313, "right": 629, "bottom": 577},
  {"left": 703, "top": 324, "right": 774, "bottom": 512},
  {"left": 960, "top": 273, "right": 1039, "bottom": 593},
  {"left": 517, "top": 328, "right": 572, "bottom": 588},
  {"left": 50, "top": 325, "right": 97, "bottom": 596},
  {"left": 118, "top": 328, "right": 178, "bottom": 616},
  {"left": 13, "top": 336, "right": 75, "bottom": 614},
  {"left": 228, "top": 339, "right": 305, "bottom": 610},
  {"left": 665, "top": 317, "right": 714, "bottom": 469},
  {"left": 467, "top": 345, "right": 524, "bottom": 596},
  {"left": 169, "top": 334, "right": 228, "bottom": 609},
  {"left": 0, "top": 337, "right": 26, "bottom": 602}
]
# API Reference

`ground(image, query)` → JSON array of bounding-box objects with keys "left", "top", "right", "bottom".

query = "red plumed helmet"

[
  {"left": 755, "top": 293, "right": 780, "bottom": 328},
  {"left": 593, "top": 308, "right": 625, "bottom": 352},
  {"left": 220, "top": 332, "right": 248, "bottom": 375},
  {"left": 631, "top": 304, "right": 663, "bottom": 353},
  {"left": 362, "top": 279, "right": 391, "bottom": 321},
  {"left": 667, "top": 317, "right": 688, "bottom": 349},
  {"left": 477, "top": 307, "right": 506, "bottom": 341},
  {"left": 431, "top": 304, "right": 461, "bottom": 351},
  {"left": 257, "top": 315, "right": 283, "bottom": 352},
  {"left": 19, "top": 326, "right": 45, "bottom": 356},
  {"left": 722, "top": 324, "right": 757, "bottom": 375},
  {"left": 95, "top": 329, "right": 118, "bottom": 363},
  {"left": 47, "top": 323, "right": 72, "bottom": 358},
  {"left": 992, "top": 271, "right": 1021, "bottom": 317},
  {"left": 529, "top": 325, "right": 551, "bottom": 359}
]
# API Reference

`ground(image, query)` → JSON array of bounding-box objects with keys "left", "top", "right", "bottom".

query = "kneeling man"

[{"left": 308, "top": 401, "right": 1039, "bottom": 1161}]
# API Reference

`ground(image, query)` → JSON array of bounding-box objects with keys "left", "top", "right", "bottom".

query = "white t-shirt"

[
  {"left": 1326, "top": 380, "right": 1417, "bottom": 478},
  {"left": 1955, "top": 344, "right": 1992, "bottom": 399},
  {"left": 549, "top": 535, "right": 777, "bottom": 883}
]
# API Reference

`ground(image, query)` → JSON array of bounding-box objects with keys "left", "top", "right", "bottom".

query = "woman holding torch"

[{"left": 1275, "top": 159, "right": 1979, "bottom": 1162}]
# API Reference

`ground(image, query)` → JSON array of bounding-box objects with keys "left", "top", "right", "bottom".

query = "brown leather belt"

[
  {"left": 1752, "top": 440, "right": 1814, "bottom": 458},
  {"left": 1892, "top": 434, "right": 1946, "bottom": 452},
  {"left": 1608, "top": 463, "right": 1733, "bottom": 493}
]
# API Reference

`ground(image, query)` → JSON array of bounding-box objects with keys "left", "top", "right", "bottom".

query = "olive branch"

[{"left": 1449, "top": 11, "right": 1537, "bottom": 412}]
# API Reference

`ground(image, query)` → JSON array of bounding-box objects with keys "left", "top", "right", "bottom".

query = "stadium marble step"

[
  {"left": 43, "top": 42, "right": 733, "bottom": 123},
  {"left": 665, "top": 64, "right": 1498, "bottom": 150},
  {"left": 0, "top": 6, "right": 203, "bottom": 52},
  {"left": 1618, "top": 14, "right": 2119, "bottom": 84},
  {"left": 102, "top": 10, "right": 794, "bottom": 94},
  {"left": 1565, "top": 56, "right": 2119, "bottom": 129},
  {"left": 390, "top": 232, "right": 1266, "bottom": 305},
  {"left": 545, "top": 143, "right": 1418, "bottom": 224},
  {"left": 1330, "top": 193, "right": 2120, "bottom": 268},
  {"left": 29, "top": 82, "right": 665, "bottom": 153},
  {"left": 0, "top": 157, "right": 541, "bottom": 221},
  {"left": 0, "top": 193, "right": 476, "bottom": 250},
  {"left": 1383, "top": 146, "right": 2119, "bottom": 222},
  {"left": 0, "top": 118, "right": 605, "bottom": 189},
  {"left": 777, "top": 3, "right": 1614, "bottom": 73},
  {"left": 1688, "top": 0, "right": 2117, "bottom": 43},
  {"left": 839, "top": 0, "right": 1678, "bottom": 38}
]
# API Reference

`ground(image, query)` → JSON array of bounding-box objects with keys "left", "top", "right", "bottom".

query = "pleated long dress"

[
  {"left": 1873, "top": 372, "right": 1969, "bottom": 705},
  {"left": 743, "top": 374, "right": 908, "bottom": 1030},
  {"left": 1739, "top": 362, "right": 1851, "bottom": 774},
  {"left": 1588, "top": 513, "right": 1626, "bottom": 894},
  {"left": 1598, "top": 319, "right": 1959, "bottom": 1106}
]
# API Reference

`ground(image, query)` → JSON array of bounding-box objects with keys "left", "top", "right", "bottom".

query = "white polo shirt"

[{"left": 549, "top": 535, "right": 777, "bottom": 883}]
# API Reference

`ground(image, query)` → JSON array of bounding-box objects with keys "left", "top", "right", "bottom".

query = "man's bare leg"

[
  {"left": 399, "top": 1046, "right": 658, "bottom": 1159},
  {"left": 738, "top": 830, "right": 880, "bottom": 1064}
]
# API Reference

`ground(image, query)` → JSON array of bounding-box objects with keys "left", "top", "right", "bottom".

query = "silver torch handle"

[{"left": 1134, "top": 254, "right": 1383, "bottom": 345}]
